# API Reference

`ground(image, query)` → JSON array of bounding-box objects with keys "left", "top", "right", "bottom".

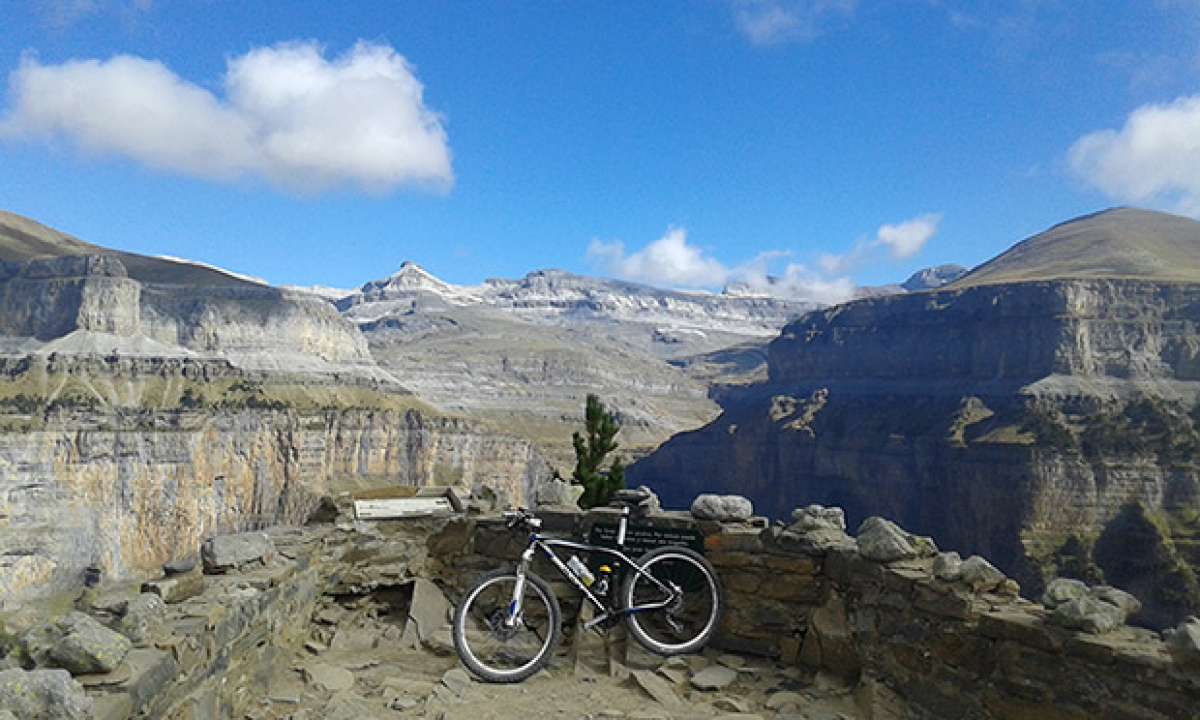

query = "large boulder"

[
  {"left": 856, "top": 517, "right": 936, "bottom": 562},
  {"left": 690, "top": 494, "right": 753, "bottom": 522},
  {"left": 115, "top": 594, "right": 167, "bottom": 646},
  {"left": 1041, "top": 578, "right": 1141, "bottom": 632},
  {"left": 1165, "top": 616, "right": 1200, "bottom": 665},
  {"left": 50, "top": 612, "right": 132, "bottom": 674},
  {"left": 534, "top": 476, "right": 584, "bottom": 509},
  {"left": 0, "top": 668, "right": 92, "bottom": 719},
  {"left": 1091, "top": 585, "right": 1142, "bottom": 617},
  {"left": 782, "top": 504, "right": 854, "bottom": 553},
  {"left": 933, "top": 552, "right": 963, "bottom": 581},
  {"left": 959, "top": 555, "right": 1006, "bottom": 593},
  {"left": 1041, "top": 578, "right": 1089, "bottom": 608},
  {"left": 1049, "top": 596, "right": 1126, "bottom": 634},
  {"left": 201, "top": 532, "right": 276, "bottom": 573}
]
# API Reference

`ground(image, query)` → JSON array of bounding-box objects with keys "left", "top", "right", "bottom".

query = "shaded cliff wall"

[
  {"left": 0, "top": 407, "right": 551, "bottom": 610},
  {"left": 630, "top": 279, "right": 1200, "bottom": 624}
]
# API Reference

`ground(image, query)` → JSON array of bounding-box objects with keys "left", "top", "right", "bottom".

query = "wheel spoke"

[
  {"left": 625, "top": 551, "right": 720, "bottom": 654},
  {"left": 455, "top": 574, "right": 556, "bottom": 680}
]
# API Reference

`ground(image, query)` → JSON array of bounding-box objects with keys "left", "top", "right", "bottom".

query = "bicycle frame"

[{"left": 506, "top": 507, "right": 678, "bottom": 631}]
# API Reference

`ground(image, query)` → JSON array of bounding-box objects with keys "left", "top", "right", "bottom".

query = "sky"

[{"left": 2, "top": 1, "right": 1200, "bottom": 300}]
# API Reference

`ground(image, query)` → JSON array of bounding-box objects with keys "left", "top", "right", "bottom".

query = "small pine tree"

[{"left": 573, "top": 394, "right": 625, "bottom": 508}]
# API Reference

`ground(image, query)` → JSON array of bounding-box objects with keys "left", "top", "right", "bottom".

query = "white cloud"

[
  {"left": 732, "top": 0, "right": 857, "bottom": 46},
  {"left": 35, "top": 0, "right": 153, "bottom": 28},
  {"left": 876, "top": 213, "right": 942, "bottom": 259},
  {"left": 816, "top": 213, "right": 942, "bottom": 274},
  {"left": 586, "top": 215, "right": 938, "bottom": 305},
  {"left": 1, "top": 41, "right": 452, "bottom": 193},
  {"left": 1068, "top": 95, "right": 1200, "bottom": 215},
  {"left": 588, "top": 228, "right": 729, "bottom": 288}
]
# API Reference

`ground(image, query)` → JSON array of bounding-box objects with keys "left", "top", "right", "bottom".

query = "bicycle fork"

[{"left": 505, "top": 545, "right": 536, "bottom": 627}]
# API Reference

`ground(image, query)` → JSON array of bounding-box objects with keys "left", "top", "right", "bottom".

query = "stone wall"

[
  {"left": 5, "top": 506, "right": 1199, "bottom": 719},
  {"left": 0, "top": 527, "right": 326, "bottom": 720},
  {"left": 426, "top": 506, "right": 1200, "bottom": 720}
]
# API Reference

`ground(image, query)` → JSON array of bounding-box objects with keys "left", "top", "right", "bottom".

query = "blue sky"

[{"left": 2, "top": 1, "right": 1199, "bottom": 298}]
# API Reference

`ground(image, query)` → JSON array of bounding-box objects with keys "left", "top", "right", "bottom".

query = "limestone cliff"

[
  {"left": 631, "top": 208, "right": 1200, "bottom": 627},
  {"left": 0, "top": 400, "right": 550, "bottom": 611}
]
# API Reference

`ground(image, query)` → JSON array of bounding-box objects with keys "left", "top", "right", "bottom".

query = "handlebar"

[{"left": 503, "top": 508, "right": 542, "bottom": 531}]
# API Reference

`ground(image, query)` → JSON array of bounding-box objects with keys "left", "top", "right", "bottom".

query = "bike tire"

[
  {"left": 452, "top": 569, "right": 562, "bottom": 683},
  {"left": 621, "top": 545, "right": 723, "bottom": 656}
]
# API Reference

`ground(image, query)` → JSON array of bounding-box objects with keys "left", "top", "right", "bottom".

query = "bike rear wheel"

[
  {"left": 452, "top": 569, "right": 562, "bottom": 682},
  {"left": 621, "top": 546, "right": 722, "bottom": 655}
]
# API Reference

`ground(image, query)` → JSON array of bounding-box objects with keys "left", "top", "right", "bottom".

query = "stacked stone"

[{"left": 0, "top": 528, "right": 324, "bottom": 720}]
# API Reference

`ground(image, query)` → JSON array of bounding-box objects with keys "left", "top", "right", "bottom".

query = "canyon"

[{"left": 631, "top": 208, "right": 1200, "bottom": 627}]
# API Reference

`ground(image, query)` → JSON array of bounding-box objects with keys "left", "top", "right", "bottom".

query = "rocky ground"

[{"left": 261, "top": 617, "right": 864, "bottom": 720}]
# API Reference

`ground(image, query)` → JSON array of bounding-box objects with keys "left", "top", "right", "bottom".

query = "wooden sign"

[{"left": 354, "top": 497, "right": 453, "bottom": 520}]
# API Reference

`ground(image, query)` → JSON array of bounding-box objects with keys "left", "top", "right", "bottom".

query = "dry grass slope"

[{"left": 950, "top": 207, "right": 1200, "bottom": 288}]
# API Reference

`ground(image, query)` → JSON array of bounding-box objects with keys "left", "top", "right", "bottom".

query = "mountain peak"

[{"left": 950, "top": 207, "right": 1200, "bottom": 288}]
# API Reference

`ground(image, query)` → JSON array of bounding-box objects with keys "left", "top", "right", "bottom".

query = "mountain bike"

[{"left": 452, "top": 490, "right": 724, "bottom": 682}]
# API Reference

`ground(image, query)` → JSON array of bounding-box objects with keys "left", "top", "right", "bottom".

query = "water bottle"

[{"left": 566, "top": 555, "right": 595, "bottom": 587}]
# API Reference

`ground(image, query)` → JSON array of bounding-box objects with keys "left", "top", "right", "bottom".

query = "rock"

[
  {"left": 631, "top": 668, "right": 683, "bottom": 706},
  {"left": 1041, "top": 578, "right": 1089, "bottom": 608},
  {"left": 535, "top": 475, "right": 584, "bottom": 509},
  {"left": 18, "top": 620, "right": 64, "bottom": 668},
  {"left": 856, "top": 517, "right": 917, "bottom": 562},
  {"left": 781, "top": 504, "right": 854, "bottom": 554},
  {"left": 959, "top": 555, "right": 1006, "bottom": 592},
  {"left": 115, "top": 594, "right": 166, "bottom": 646},
  {"left": 0, "top": 668, "right": 93, "bottom": 719},
  {"left": 50, "top": 612, "right": 133, "bottom": 674},
  {"left": 790, "top": 504, "right": 846, "bottom": 532},
  {"left": 88, "top": 590, "right": 132, "bottom": 618},
  {"left": 400, "top": 578, "right": 452, "bottom": 649},
  {"left": 765, "top": 691, "right": 805, "bottom": 710},
  {"left": 441, "top": 667, "right": 472, "bottom": 697},
  {"left": 306, "top": 495, "right": 341, "bottom": 524},
  {"left": 1091, "top": 585, "right": 1142, "bottom": 617},
  {"left": 690, "top": 494, "right": 753, "bottom": 522},
  {"left": 713, "top": 696, "right": 751, "bottom": 712},
  {"left": 1164, "top": 616, "right": 1200, "bottom": 664},
  {"left": 201, "top": 532, "right": 275, "bottom": 573},
  {"left": 1049, "top": 596, "right": 1126, "bottom": 634},
  {"left": 689, "top": 665, "right": 737, "bottom": 690},
  {"left": 141, "top": 573, "right": 204, "bottom": 604},
  {"left": 303, "top": 663, "right": 355, "bottom": 692},
  {"left": 715, "top": 653, "right": 747, "bottom": 670},
  {"left": 799, "top": 591, "right": 859, "bottom": 679},
  {"left": 933, "top": 552, "right": 963, "bottom": 581},
  {"left": 162, "top": 556, "right": 197, "bottom": 576}
]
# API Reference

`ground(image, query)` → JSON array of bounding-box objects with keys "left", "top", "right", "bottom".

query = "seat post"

[{"left": 617, "top": 506, "right": 630, "bottom": 548}]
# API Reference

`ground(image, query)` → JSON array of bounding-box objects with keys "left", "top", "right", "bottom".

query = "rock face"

[
  {"left": 0, "top": 406, "right": 550, "bottom": 610},
  {"left": 337, "top": 263, "right": 816, "bottom": 466},
  {"left": 631, "top": 208, "right": 1200, "bottom": 627},
  {"left": 0, "top": 212, "right": 378, "bottom": 375}
]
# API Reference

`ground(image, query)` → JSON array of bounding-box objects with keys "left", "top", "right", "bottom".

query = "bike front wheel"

[
  {"left": 621, "top": 545, "right": 723, "bottom": 655},
  {"left": 452, "top": 569, "right": 562, "bottom": 683}
]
